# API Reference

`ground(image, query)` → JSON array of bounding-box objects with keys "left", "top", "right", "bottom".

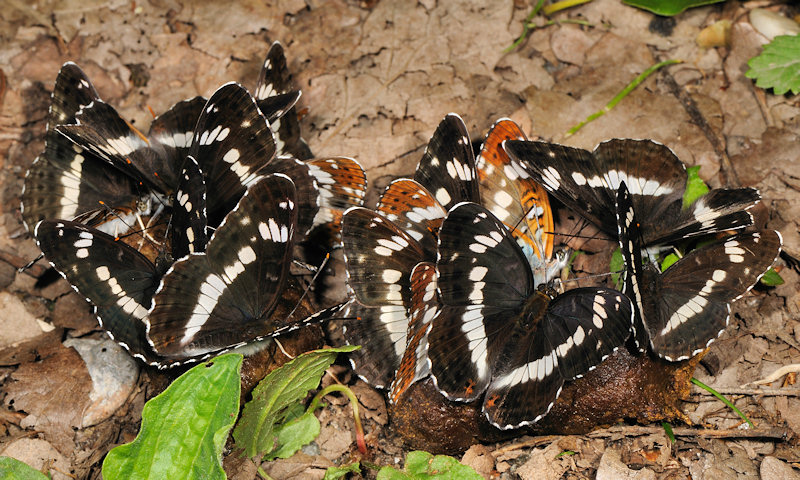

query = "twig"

[
  {"left": 565, "top": 59, "right": 682, "bottom": 138},
  {"left": 745, "top": 364, "right": 800, "bottom": 386},
  {"left": 587, "top": 425, "right": 791, "bottom": 441},
  {"left": 490, "top": 435, "right": 561, "bottom": 456},
  {"left": 503, "top": 0, "right": 545, "bottom": 53},
  {"left": 693, "top": 387, "right": 800, "bottom": 396}
]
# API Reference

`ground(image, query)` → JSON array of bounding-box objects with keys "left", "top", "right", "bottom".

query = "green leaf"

[
  {"left": 623, "top": 0, "right": 724, "bottom": 16},
  {"left": 661, "top": 253, "right": 680, "bottom": 271},
  {"left": 662, "top": 422, "right": 676, "bottom": 443},
  {"left": 683, "top": 165, "right": 709, "bottom": 209},
  {"left": 376, "top": 451, "right": 482, "bottom": 480},
  {"left": 746, "top": 34, "right": 800, "bottom": 95},
  {"left": 555, "top": 450, "right": 576, "bottom": 458},
  {"left": 610, "top": 248, "right": 624, "bottom": 288},
  {"left": 323, "top": 463, "right": 361, "bottom": 480},
  {"left": 233, "top": 346, "right": 359, "bottom": 460},
  {"left": 0, "top": 457, "right": 49, "bottom": 480},
  {"left": 265, "top": 411, "right": 321, "bottom": 460},
  {"left": 760, "top": 267, "right": 785, "bottom": 286},
  {"left": 102, "top": 354, "right": 243, "bottom": 480}
]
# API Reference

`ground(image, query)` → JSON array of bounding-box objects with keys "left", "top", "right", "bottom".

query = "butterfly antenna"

[{"left": 285, "top": 253, "right": 331, "bottom": 321}]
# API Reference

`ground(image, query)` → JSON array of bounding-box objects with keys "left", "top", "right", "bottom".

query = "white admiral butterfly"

[
  {"left": 615, "top": 182, "right": 782, "bottom": 361},
  {"left": 504, "top": 138, "right": 761, "bottom": 248},
  {"left": 428, "top": 202, "right": 633, "bottom": 429}
]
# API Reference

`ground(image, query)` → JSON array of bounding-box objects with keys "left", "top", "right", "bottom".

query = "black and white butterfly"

[
  {"left": 615, "top": 182, "right": 782, "bottom": 361},
  {"left": 20, "top": 63, "right": 201, "bottom": 238},
  {"left": 504, "top": 138, "right": 761, "bottom": 249},
  {"left": 428, "top": 202, "right": 633, "bottom": 429}
]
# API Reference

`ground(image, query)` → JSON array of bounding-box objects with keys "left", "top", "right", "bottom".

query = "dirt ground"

[{"left": 1, "top": 0, "right": 799, "bottom": 479}]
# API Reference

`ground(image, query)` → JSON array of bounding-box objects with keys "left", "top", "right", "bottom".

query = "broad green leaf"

[
  {"left": 683, "top": 166, "right": 709, "bottom": 208},
  {"left": 746, "top": 35, "right": 800, "bottom": 95},
  {"left": 610, "top": 248, "right": 624, "bottom": 288},
  {"left": 376, "top": 451, "right": 482, "bottom": 480},
  {"left": 265, "top": 411, "right": 321, "bottom": 460},
  {"left": 323, "top": 462, "right": 361, "bottom": 480},
  {"left": 0, "top": 457, "right": 49, "bottom": 480},
  {"left": 623, "top": 0, "right": 724, "bottom": 16},
  {"left": 102, "top": 354, "right": 242, "bottom": 480},
  {"left": 233, "top": 346, "right": 359, "bottom": 459},
  {"left": 760, "top": 267, "right": 784, "bottom": 286},
  {"left": 661, "top": 253, "right": 680, "bottom": 271}
]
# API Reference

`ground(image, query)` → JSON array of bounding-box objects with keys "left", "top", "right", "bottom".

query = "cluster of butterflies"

[
  {"left": 21, "top": 45, "right": 782, "bottom": 431},
  {"left": 332, "top": 114, "right": 783, "bottom": 430},
  {"left": 21, "top": 43, "right": 367, "bottom": 367}
]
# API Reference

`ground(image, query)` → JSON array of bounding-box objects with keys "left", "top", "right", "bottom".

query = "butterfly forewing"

[
  {"left": 262, "top": 155, "right": 319, "bottom": 237},
  {"left": 376, "top": 179, "right": 445, "bottom": 257},
  {"left": 189, "top": 83, "right": 277, "bottom": 227},
  {"left": 146, "top": 174, "right": 297, "bottom": 359},
  {"left": 615, "top": 182, "right": 649, "bottom": 350},
  {"left": 34, "top": 220, "right": 160, "bottom": 364},
  {"left": 477, "top": 119, "right": 554, "bottom": 261},
  {"left": 47, "top": 62, "right": 101, "bottom": 130},
  {"left": 436, "top": 202, "right": 533, "bottom": 309},
  {"left": 341, "top": 207, "right": 426, "bottom": 307},
  {"left": 57, "top": 100, "right": 176, "bottom": 194},
  {"left": 148, "top": 96, "right": 207, "bottom": 169},
  {"left": 170, "top": 156, "right": 208, "bottom": 258},
  {"left": 415, "top": 114, "right": 480, "bottom": 210},
  {"left": 307, "top": 157, "right": 368, "bottom": 237}
]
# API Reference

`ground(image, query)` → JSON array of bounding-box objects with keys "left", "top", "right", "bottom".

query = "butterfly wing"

[
  {"left": 341, "top": 207, "right": 426, "bottom": 307},
  {"left": 647, "top": 230, "right": 782, "bottom": 361},
  {"left": 189, "top": 83, "right": 277, "bottom": 227},
  {"left": 414, "top": 114, "right": 480, "bottom": 210},
  {"left": 47, "top": 62, "right": 101, "bottom": 130},
  {"left": 376, "top": 179, "right": 445, "bottom": 257},
  {"left": 170, "top": 156, "right": 208, "bottom": 258},
  {"left": 146, "top": 174, "right": 297, "bottom": 360},
  {"left": 34, "top": 220, "right": 160, "bottom": 364}
]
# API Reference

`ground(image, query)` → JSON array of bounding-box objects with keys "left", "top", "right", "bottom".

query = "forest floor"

[{"left": 1, "top": 0, "right": 799, "bottom": 478}]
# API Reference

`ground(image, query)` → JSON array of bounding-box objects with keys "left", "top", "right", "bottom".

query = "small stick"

[{"left": 745, "top": 364, "right": 800, "bottom": 386}]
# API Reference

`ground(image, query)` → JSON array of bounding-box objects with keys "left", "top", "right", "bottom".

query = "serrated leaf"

[
  {"left": 265, "top": 411, "right": 321, "bottom": 460},
  {"left": 323, "top": 462, "right": 361, "bottom": 480},
  {"left": 610, "top": 248, "right": 624, "bottom": 288},
  {"left": 0, "top": 457, "right": 49, "bottom": 480},
  {"left": 376, "top": 451, "right": 482, "bottom": 480},
  {"left": 746, "top": 35, "right": 800, "bottom": 95},
  {"left": 760, "top": 267, "right": 784, "bottom": 286},
  {"left": 623, "top": 0, "right": 724, "bottom": 16},
  {"left": 233, "top": 346, "right": 359, "bottom": 460},
  {"left": 683, "top": 165, "right": 709, "bottom": 208},
  {"left": 102, "top": 354, "right": 243, "bottom": 480}
]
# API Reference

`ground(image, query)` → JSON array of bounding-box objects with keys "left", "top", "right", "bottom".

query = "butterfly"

[
  {"left": 615, "top": 181, "right": 783, "bottom": 361},
  {"left": 504, "top": 138, "right": 761, "bottom": 249},
  {"left": 21, "top": 63, "right": 204, "bottom": 243},
  {"left": 427, "top": 202, "right": 634, "bottom": 429},
  {"left": 336, "top": 115, "right": 565, "bottom": 397}
]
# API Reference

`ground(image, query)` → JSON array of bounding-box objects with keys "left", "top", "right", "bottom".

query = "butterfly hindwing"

[
  {"left": 376, "top": 179, "right": 445, "bottom": 257},
  {"left": 34, "top": 219, "right": 160, "bottom": 364}
]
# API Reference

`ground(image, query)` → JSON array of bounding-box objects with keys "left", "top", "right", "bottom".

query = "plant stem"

[
  {"left": 542, "top": 0, "right": 593, "bottom": 16},
  {"left": 565, "top": 59, "right": 682, "bottom": 138},
  {"left": 503, "top": 0, "right": 546, "bottom": 53},
  {"left": 691, "top": 377, "right": 755, "bottom": 429},
  {"left": 309, "top": 384, "right": 367, "bottom": 454}
]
